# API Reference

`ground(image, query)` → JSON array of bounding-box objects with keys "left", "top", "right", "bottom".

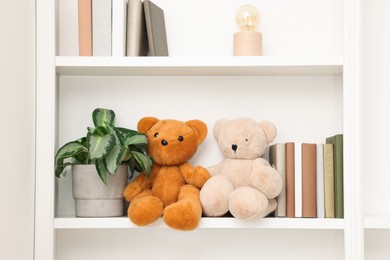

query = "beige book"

[
  {"left": 285, "top": 142, "right": 295, "bottom": 218},
  {"left": 269, "top": 143, "right": 286, "bottom": 217},
  {"left": 324, "top": 143, "right": 335, "bottom": 218},
  {"left": 126, "top": 0, "right": 148, "bottom": 56}
]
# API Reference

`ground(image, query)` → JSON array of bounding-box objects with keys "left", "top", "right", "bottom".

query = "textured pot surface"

[{"left": 72, "top": 164, "right": 128, "bottom": 217}]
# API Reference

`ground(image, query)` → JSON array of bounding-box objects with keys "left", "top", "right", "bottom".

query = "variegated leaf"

[
  {"left": 92, "top": 108, "right": 115, "bottom": 127},
  {"left": 88, "top": 133, "right": 115, "bottom": 159}
]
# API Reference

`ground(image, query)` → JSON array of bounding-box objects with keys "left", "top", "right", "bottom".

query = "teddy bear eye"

[
  {"left": 154, "top": 133, "right": 159, "bottom": 138},
  {"left": 178, "top": 136, "right": 184, "bottom": 142},
  {"left": 245, "top": 139, "right": 248, "bottom": 141}
]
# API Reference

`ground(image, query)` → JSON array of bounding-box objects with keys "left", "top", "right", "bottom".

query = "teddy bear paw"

[{"left": 163, "top": 200, "right": 202, "bottom": 231}]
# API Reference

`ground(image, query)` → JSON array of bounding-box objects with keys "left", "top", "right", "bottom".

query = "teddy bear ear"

[
  {"left": 186, "top": 120, "right": 208, "bottom": 145},
  {"left": 259, "top": 120, "right": 277, "bottom": 143},
  {"left": 137, "top": 117, "right": 159, "bottom": 133},
  {"left": 213, "top": 119, "right": 228, "bottom": 139}
]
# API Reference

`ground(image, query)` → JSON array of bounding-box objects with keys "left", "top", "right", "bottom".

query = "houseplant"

[{"left": 55, "top": 108, "right": 153, "bottom": 217}]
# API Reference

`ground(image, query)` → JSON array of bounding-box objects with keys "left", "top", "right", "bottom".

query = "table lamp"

[{"left": 233, "top": 5, "right": 262, "bottom": 56}]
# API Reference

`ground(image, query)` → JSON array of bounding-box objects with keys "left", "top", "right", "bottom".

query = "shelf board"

[
  {"left": 55, "top": 56, "right": 343, "bottom": 76},
  {"left": 365, "top": 217, "right": 390, "bottom": 229},
  {"left": 54, "top": 217, "right": 344, "bottom": 230}
]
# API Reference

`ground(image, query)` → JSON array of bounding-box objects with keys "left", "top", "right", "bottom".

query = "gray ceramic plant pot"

[{"left": 72, "top": 164, "right": 128, "bottom": 217}]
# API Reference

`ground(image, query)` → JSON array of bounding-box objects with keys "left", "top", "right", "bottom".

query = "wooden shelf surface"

[{"left": 56, "top": 56, "right": 343, "bottom": 76}]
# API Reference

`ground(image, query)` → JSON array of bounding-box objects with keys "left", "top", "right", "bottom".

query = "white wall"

[
  {"left": 362, "top": 0, "right": 390, "bottom": 259},
  {"left": 0, "top": 1, "right": 35, "bottom": 260}
]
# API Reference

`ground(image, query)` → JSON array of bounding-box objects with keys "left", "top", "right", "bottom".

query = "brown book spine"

[
  {"left": 78, "top": 0, "right": 93, "bottom": 56},
  {"left": 302, "top": 143, "right": 317, "bottom": 218},
  {"left": 285, "top": 142, "right": 295, "bottom": 218}
]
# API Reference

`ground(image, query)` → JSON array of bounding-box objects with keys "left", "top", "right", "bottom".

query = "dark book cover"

[{"left": 143, "top": 0, "right": 169, "bottom": 56}]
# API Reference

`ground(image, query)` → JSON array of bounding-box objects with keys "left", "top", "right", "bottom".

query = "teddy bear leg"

[
  {"left": 163, "top": 184, "right": 202, "bottom": 231},
  {"left": 200, "top": 175, "right": 235, "bottom": 217},
  {"left": 128, "top": 189, "right": 164, "bottom": 226},
  {"left": 229, "top": 186, "right": 269, "bottom": 219}
]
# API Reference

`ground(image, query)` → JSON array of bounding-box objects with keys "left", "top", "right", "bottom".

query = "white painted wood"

[
  {"left": 35, "top": 0, "right": 364, "bottom": 259},
  {"left": 35, "top": 0, "right": 56, "bottom": 260},
  {"left": 343, "top": 0, "right": 364, "bottom": 260},
  {"left": 365, "top": 217, "right": 390, "bottom": 229},
  {"left": 55, "top": 217, "right": 344, "bottom": 230},
  {"left": 55, "top": 56, "right": 343, "bottom": 76}
]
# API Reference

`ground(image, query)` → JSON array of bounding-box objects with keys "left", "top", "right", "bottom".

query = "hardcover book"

[
  {"left": 92, "top": 0, "right": 112, "bottom": 56},
  {"left": 323, "top": 143, "right": 335, "bottom": 218},
  {"left": 301, "top": 143, "right": 317, "bottom": 218},
  {"left": 294, "top": 143, "right": 302, "bottom": 218},
  {"left": 316, "top": 144, "right": 325, "bottom": 218},
  {"left": 269, "top": 143, "right": 286, "bottom": 217},
  {"left": 126, "top": 0, "right": 148, "bottom": 56},
  {"left": 112, "top": 0, "right": 128, "bottom": 56},
  {"left": 285, "top": 142, "right": 295, "bottom": 218},
  {"left": 78, "top": 0, "right": 92, "bottom": 56},
  {"left": 143, "top": 0, "right": 169, "bottom": 56},
  {"left": 326, "top": 134, "right": 344, "bottom": 218}
]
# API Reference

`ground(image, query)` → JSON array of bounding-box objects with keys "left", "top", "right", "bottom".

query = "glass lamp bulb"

[{"left": 236, "top": 5, "right": 260, "bottom": 32}]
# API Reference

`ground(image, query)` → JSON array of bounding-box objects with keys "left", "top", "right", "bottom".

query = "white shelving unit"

[
  {"left": 35, "top": 0, "right": 362, "bottom": 259},
  {"left": 56, "top": 56, "right": 343, "bottom": 76}
]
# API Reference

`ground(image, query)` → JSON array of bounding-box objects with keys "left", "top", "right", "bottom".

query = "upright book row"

[
  {"left": 78, "top": 0, "right": 168, "bottom": 56},
  {"left": 269, "top": 134, "right": 343, "bottom": 219}
]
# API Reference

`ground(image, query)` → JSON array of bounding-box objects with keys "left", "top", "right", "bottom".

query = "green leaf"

[
  {"left": 124, "top": 133, "right": 148, "bottom": 146},
  {"left": 55, "top": 141, "right": 88, "bottom": 166},
  {"left": 106, "top": 123, "right": 123, "bottom": 145},
  {"left": 55, "top": 162, "right": 74, "bottom": 178},
  {"left": 131, "top": 151, "right": 154, "bottom": 179},
  {"left": 104, "top": 144, "right": 125, "bottom": 175},
  {"left": 117, "top": 127, "right": 138, "bottom": 136},
  {"left": 88, "top": 125, "right": 109, "bottom": 136},
  {"left": 88, "top": 133, "right": 115, "bottom": 160},
  {"left": 95, "top": 159, "right": 108, "bottom": 184},
  {"left": 92, "top": 108, "right": 115, "bottom": 127}
]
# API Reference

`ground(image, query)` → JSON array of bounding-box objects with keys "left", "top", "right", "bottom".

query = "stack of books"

[
  {"left": 78, "top": 0, "right": 168, "bottom": 56},
  {"left": 269, "top": 134, "right": 343, "bottom": 219}
]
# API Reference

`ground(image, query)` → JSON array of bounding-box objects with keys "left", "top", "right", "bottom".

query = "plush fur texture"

[
  {"left": 123, "top": 117, "right": 210, "bottom": 230},
  {"left": 200, "top": 118, "right": 282, "bottom": 219}
]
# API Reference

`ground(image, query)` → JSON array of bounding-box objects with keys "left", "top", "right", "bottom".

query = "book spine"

[
  {"left": 324, "top": 143, "right": 335, "bottom": 218},
  {"left": 302, "top": 143, "right": 317, "bottom": 218},
  {"left": 269, "top": 143, "right": 286, "bottom": 217},
  {"left": 92, "top": 0, "right": 112, "bottom": 56},
  {"left": 326, "top": 134, "right": 344, "bottom": 218},
  {"left": 285, "top": 142, "right": 295, "bottom": 218},
  {"left": 112, "top": 0, "right": 128, "bottom": 56},
  {"left": 78, "top": 0, "right": 92, "bottom": 56},
  {"left": 126, "top": 0, "right": 148, "bottom": 56},
  {"left": 294, "top": 143, "right": 302, "bottom": 218},
  {"left": 316, "top": 144, "right": 325, "bottom": 218},
  {"left": 143, "top": 0, "right": 169, "bottom": 56}
]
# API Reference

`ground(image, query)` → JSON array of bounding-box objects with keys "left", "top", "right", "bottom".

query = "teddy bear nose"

[
  {"left": 161, "top": 139, "right": 168, "bottom": 146},
  {"left": 231, "top": 144, "right": 238, "bottom": 152}
]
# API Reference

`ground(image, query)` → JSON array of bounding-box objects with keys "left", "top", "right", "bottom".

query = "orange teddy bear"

[{"left": 123, "top": 117, "right": 210, "bottom": 231}]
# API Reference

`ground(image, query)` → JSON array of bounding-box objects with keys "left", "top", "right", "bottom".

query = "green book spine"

[{"left": 326, "top": 134, "right": 343, "bottom": 218}]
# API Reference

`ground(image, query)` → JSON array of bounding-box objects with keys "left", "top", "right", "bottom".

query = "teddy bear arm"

[
  {"left": 179, "top": 162, "right": 211, "bottom": 189},
  {"left": 207, "top": 162, "right": 223, "bottom": 177},
  {"left": 123, "top": 164, "right": 160, "bottom": 202},
  {"left": 250, "top": 159, "right": 283, "bottom": 199}
]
